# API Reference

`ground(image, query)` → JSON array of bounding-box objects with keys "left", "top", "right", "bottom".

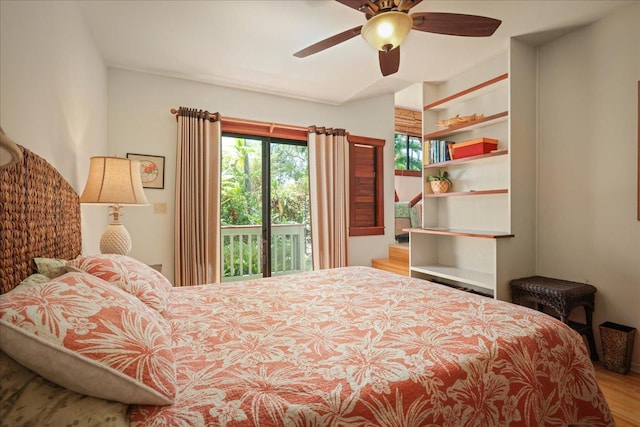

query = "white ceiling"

[{"left": 77, "top": 0, "right": 632, "bottom": 108}]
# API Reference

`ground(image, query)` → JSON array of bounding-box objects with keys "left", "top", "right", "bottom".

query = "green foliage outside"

[
  {"left": 220, "top": 136, "right": 311, "bottom": 278},
  {"left": 394, "top": 133, "right": 422, "bottom": 171}
]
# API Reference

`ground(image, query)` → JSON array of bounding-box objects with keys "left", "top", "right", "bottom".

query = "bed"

[{"left": 0, "top": 145, "right": 614, "bottom": 426}]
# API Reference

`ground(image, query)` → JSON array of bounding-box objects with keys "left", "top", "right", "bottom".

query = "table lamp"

[{"left": 80, "top": 156, "right": 149, "bottom": 255}]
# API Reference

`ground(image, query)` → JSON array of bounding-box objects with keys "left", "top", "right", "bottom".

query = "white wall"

[
  {"left": 107, "top": 69, "right": 396, "bottom": 283},
  {"left": 395, "top": 175, "right": 422, "bottom": 202},
  {"left": 537, "top": 2, "right": 640, "bottom": 370},
  {"left": 0, "top": 0, "right": 108, "bottom": 255},
  {"left": 395, "top": 82, "right": 423, "bottom": 111}
]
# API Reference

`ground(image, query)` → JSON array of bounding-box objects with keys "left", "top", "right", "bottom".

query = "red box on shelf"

[{"left": 452, "top": 138, "right": 499, "bottom": 159}]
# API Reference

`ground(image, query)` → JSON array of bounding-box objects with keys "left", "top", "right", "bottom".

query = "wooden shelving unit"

[
  {"left": 424, "top": 150, "right": 508, "bottom": 169},
  {"left": 408, "top": 227, "right": 514, "bottom": 239},
  {"left": 424, "top": 189, "right": 508, "bottom": 198},
  {"left": 411, "top": 264, "right": 495, "bottom": 289},
  {"left": 423, "top": 111, "right": 508, "bottom": 139},
  {"left": 423, "top": 73, "right": 509, "bottom": 111},
  {"left": 410, "top": 43, "right": 537, "bottom": 301}
]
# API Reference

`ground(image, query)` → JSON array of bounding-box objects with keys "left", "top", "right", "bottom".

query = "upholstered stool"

[{"left": 510, "top": 276, "right": 598, "bottom": 360}]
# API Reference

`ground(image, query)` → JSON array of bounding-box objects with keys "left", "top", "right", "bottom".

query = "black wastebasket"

[{"left": 599, "top": 322, "right": 636, "bottom": 374}]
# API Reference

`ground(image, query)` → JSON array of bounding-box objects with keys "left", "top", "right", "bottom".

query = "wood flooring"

[{"left": 594, "top": 363, "right": 640, "bottom": 426}]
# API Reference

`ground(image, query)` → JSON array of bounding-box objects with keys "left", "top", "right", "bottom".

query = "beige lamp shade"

[
  {"left": 80, "top": 156, "right": 148, "bottom": 255},
  {"left": 361, "top": 11, "right": 413, "bottom": 52},
  {"left": 80, "top": 156, "right": 149, "bottom": 205}
]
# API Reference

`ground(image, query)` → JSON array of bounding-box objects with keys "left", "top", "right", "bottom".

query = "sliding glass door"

[{"left": 220, "top": 134, "right": 310, "bottom": 281}]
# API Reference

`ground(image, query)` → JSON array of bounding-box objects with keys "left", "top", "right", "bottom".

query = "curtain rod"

[
  {"left": 170, "top": 108, "right": 308, "bottom": 133},
  {"left": 169, "top": 108, "right": 382, "bottom": 145}
]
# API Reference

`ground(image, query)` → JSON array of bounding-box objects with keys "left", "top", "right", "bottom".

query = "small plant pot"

[{"left": 430, "top": 181, "right": 450, "bottom": 194}]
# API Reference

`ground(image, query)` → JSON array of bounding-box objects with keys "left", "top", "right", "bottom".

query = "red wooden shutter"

[{"left": 348, "top": 135, "right": 384, "bottom": 236}]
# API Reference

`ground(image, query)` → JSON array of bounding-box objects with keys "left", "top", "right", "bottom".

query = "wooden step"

[
  {"left": 371, "top": 257, "right": 409, "bottom": 276},
  {"left": 388, "top": 244, "right": 409, "bottom": 263},
  {"left": 371, "top": 243, "right": 410, "bottom": 276}
]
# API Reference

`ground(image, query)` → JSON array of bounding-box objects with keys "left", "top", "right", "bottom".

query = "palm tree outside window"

[{"left": 394, "top": 133, "right": 422, "bottom": 172}]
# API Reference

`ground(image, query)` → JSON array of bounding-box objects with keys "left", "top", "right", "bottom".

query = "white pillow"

[
  {"left": 33, "top": 257, "right": 68, "bottom": 278},
  {"left": 0, "top": 272, "right": 176, "bottom": 405},
  {"left": 18, "top": 273, "right": 51, "bottom": 287}
]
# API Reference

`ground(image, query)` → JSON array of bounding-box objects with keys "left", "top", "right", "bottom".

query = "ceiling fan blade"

[
  {"left": 379, "top": 46, "right": 400, "bottom": 76},
  {"left": 411, "top": 12, "right": 501, "bottom": 37},
  {"left": 294, "top": 25, "right": 363, "bottom": 58},
  {"left": 335, "top": 0, "right": 378, "bottom": 14},
  {"left": 397, "top": 0, "right": 423, "bottom": 12}
]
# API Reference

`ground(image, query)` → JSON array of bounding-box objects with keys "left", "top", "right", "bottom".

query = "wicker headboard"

[{"left": 0, "top": 145, "right": 82, "bottom": 293}]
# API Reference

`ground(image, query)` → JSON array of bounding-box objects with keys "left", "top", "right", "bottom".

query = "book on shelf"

[{"left": 424, "top": 139, "right": 455, "bottom": 164}]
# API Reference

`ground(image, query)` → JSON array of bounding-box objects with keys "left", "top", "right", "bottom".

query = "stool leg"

[{"left": 584, "top": 307, "right": 598, "bottom": 361}]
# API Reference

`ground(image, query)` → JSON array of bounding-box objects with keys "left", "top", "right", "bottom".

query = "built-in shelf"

[
  {"left": 407, "top": 227, "right": 514, "bottom": 239},
  {"left": 411, "top": 264, "right": 494, "bottom": 289},
  {"left": 423, "top": 73, "right": 509, "bottom": 111},
  {"left": 424, "top": 150, "right": 508, "bottom": 169},
  {"left": 424, "top": 189, "right": 508, "bottom": 198},
  {"left": 411, "top": 49, "right": 537, "bottom": 302},
  {"left": 424, "top": 111, "right": 508, "bottom": 139}
]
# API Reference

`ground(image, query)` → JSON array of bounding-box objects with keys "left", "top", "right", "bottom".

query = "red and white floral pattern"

[
  {"left": 0, "top": 272, "right": 176, "bottom": 405},
  {"left": 67, "top": 254, "right": 172, "bottom": 314},
  {"left": 130, "top": 267, "right": 613, "bottom": 426}
]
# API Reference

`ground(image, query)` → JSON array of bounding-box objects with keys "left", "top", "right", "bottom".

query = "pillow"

[
  {"left": 33, "top": 257, "right": 68, "bottom": 279},
  {"left": 0, "top": 272, "right": 176, "bottom": 405},
  {"left": 20, "top": 268, "right": 171, "bottom": 337},
  {"left": 67, "top": 254, "right": 172, "bottom": 314},
  {"left": 0, "top": 351, "right": 129, "bottom": 427},
  {"left": 18, "top": 273, "right": 51, "bottom": 287}
]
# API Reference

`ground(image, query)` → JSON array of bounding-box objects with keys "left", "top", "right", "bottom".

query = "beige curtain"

[
  {"left": 174, "top": 108, "right": 221, "bottom": 286},
  {"left": 308, "top": 126, "right": 349, "bottom": 270}
]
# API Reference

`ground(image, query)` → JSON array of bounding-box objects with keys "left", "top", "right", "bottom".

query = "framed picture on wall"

[{"left": 126, "top": 153, "right": 165, "bottom": 189}]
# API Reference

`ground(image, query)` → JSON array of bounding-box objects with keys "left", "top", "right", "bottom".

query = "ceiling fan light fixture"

[{"left": 361, "top": 11, "right": 413, "bottom": 52}]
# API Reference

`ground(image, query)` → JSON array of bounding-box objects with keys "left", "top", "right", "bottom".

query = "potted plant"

[{"left": 426, "top": 170, "right": 452, "bottom": 194}]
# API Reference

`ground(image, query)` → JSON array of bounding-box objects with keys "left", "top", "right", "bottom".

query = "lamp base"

[{"left": 100, "top": 221, "right": 132, "bottom": 255}]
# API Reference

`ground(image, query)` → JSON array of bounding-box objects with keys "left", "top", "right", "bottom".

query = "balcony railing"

[{"left": 221, "top": 223, "right": 308, "bottom": 282}]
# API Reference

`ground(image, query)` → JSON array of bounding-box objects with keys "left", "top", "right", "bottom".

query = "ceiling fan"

[{"left": 294, "top": 0, "right": 502, "bottom": 77}]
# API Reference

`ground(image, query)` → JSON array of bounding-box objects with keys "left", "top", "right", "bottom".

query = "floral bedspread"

[{"left": 131, "top": 266, "right": 613, "bottom": 426}]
